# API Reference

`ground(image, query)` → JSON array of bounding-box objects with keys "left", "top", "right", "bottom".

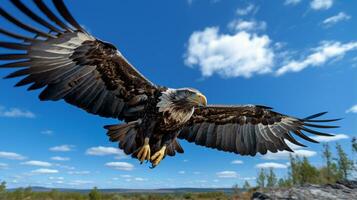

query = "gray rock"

[{"left": 251, "top": 181, "right": 357, "bottom": 200}]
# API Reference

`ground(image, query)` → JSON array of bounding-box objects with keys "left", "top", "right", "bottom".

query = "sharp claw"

[
  {"left": 150, "top": 145, "right": 166, "bottom": 167},
  {"left": 136, "top": 137, "right": 150, "bottom": 163}
]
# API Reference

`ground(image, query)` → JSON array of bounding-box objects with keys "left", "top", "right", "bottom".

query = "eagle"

[{"left": 0, "top": 0, "right": 340, "bottom": 168}]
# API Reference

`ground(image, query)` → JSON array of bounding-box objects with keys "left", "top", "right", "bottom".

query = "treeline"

[
  {"left": 0, "top": 184, "right": 229, "bottom": 200},
  {"left": 255, "top": 137, "right": 357, "bottom": 189}
]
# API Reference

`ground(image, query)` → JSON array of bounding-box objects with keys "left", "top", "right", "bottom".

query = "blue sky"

[{"left": 0, "top": 0, "right": 356, "bottom": 189}]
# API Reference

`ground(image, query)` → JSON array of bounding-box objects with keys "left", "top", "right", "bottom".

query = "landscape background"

[{"left": 0, "top": 0, "right": 356, "bottom": 194}]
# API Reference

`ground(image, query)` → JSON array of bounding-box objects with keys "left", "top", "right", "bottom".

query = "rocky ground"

[{"left": 251, "top": 180, "right": 357, "bottom": 200}]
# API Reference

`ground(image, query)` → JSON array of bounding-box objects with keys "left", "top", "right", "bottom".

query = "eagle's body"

[{"left": 0, "top": 0, "right": 340, "bottom": 167}]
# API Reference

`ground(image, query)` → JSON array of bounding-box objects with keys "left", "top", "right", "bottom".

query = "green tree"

[
  {"left": 289, "top": 154, "right": 300, "bottom": 185},
  {"left": 266, "top": 168, "right": 277, "bottom": 188},
  {"left": 300, "top": 156, "right": 319, "bottom": 184},
  {"left": 242, "top": 180, "right": 251, "bottom": 190},
  {"left": 336, "top": 143, "right": 354, "bottom": 180},
  {"left": 256, "top": 169, "right": 266, "bottom": 188},
  {"left": 0, "top": 181, "right": 6, "bottom": 200},
  {"left": 277, "top": 178, "right": 292, "bottom": 187},
  {"left": 89, "top": 187, "right": 102, "bottom": 200},
  {"left": 320, "top": 143, "right": 336, "bottom": 183}
]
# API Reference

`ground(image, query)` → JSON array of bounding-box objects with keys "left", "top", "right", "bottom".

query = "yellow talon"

[
  {"left": 150, "top": 145, "right": 166, "bottom": 167},
  {"left": 136, "top": 138, "right": 151, "bottom": 163}
]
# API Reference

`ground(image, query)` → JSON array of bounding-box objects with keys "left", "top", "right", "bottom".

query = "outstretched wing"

[
  {"left": 0, "top": 0, "right": 157, "bottom": 120},
  {"left": 178, "top": 105, "right": 340, "bottom": 156}
]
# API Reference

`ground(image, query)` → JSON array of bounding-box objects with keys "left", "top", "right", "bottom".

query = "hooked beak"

[{"left": 194, "top": 93, "right": 207, "bottom": 107}]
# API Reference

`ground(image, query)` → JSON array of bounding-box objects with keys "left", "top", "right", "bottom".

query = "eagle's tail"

[{"left": 104, "top": 120, "right": 141, "bottom": 155}]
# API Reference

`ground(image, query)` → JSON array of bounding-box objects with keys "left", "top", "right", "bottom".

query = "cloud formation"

[
  {"left": 323, "top": 12, "right": 351, "bottom": 27},
  {"left": 277, "top": 41, "right": 357, "bottom": 75},
  {"left": 0, "top": 106, "right": 35, "bottom": 118},
  {"left": 31, "top": 168, "right": 59, "bottom": 174},
  {"left": 284, "top": 0, "right": 302, "bottom": 5},
  {"left": 86, "top": 146, "right": 125, "bottom": 157},
  {"left": 51, "top": 156, "right": 70, "bottom": 161},
  {"left": 256, "top": 162, "right": 288, "bottom": 169},
  {"left": 0, "top": 151, "right": 26, "bottom": 160},
  {"left": 49, "top": 145, "right": 74, "bottom": 152},
  {"left": 0, "top": 163, "right": 8, "bottom": 169},
  {"left": 346, "top": 105, "right": 357, "bottom": 113},
  {"left": 228, "top": 20, "right": 267, "bottom": 32},
  {"left": 236, "top": 4, "right": 256, "bottom": 16},
  {"left": 185, "top": 27, "right": 274, "bottom": 78},
  {"left": 311, "top": 134, "right": 349, "bottom": 142},
  {"left": 22, "top": 160, "right": 52, "bottom": 167},
  {"left": 310, "top": 0, "right": 333, "bottom": 10},
  {"left": 231, "top": 160, "right": 244, "bottom": 164},
  {"left": 216, "top": 171, "right": 238, "bottom": 178},
  {"left": 105, "top": 162, "right": 134, "bottom": 171}
]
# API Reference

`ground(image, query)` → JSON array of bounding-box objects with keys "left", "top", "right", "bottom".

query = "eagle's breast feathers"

[{"left": 157, "top": 89, "right": 195, "bottom": 126}]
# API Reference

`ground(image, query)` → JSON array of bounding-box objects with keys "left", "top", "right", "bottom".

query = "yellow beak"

[{"left": 195, "top": 93, "right": 207, "bottom": 107}]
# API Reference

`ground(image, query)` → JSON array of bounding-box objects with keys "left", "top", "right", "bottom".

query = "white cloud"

[
  {"left": 49, "top": 145, "right": 74, "bottom": 152},
  {"left": 185, "top": 27, "right": 274, "bottom": 78},
  {"left": 86, "top": 146, "right": 124, "bottom": 157},
  {"left": 262, "top": 149, "right": 317, "bottom": 160},
  {"left": 323, "top": 12, "right": 351, "bottom": 27},
  {"left": 120, "top": 174, "right": 132, "bottom": 178},
  {"left": 216, "top": 171, "right": 238, "bottom": 178},
  {"left": 22, "top": 160, "right": 52, "bottom": 167},
  {"left": 346, "top": 105, "right": 357, "bottom": 113},
  {"left": 231, "top": 160, "right": 244, "bottom": 164},
  {"left": 0, "top": 163, "right": 8, "bottom": 169},
  {"left": 51, "top": 156, "right": 70, "bottom": 161},
  {"left": 310, "top": 0, "right": 333, "bottom": 10},
  {"left": 277, "top": 41, "right": 357, "bottom": 75},
  {"left": 0, "top": 151, "right": 26, "bottom": 160},
  {"left": 256, "top": 162, "right": 288, "bottom": 169},
  {"left": 178, "top": 170, "right": 186, "bottom": 174},
  {"left": 236, "top": 4, "right": 256, "bottom": 16},
  {"left": 41, "top": 130, "right": 54, "bottom": 136},
  {"left": 228, "top": 20, "right": 267, "bottom": 32},
  {"left": 32, "top": 168, "right": 59, "bottom": 174},
  {"left": 105, "top": 162, "right": 134, "bottom": 171},
  {"left": 68, "top": 180, "right": 94, "bottom": 186},
  {"left": 49, "top": 177, "right": 64, "bottom": 180},
  {"left": 311, "top": 134, "right": 349, "bottom": 142},
  {"left": 284, "top": 0, "right": 302, "bottom": 5},
  {"left": 0, "top": 106, "right": 35, "bottom": 118},
  {"left": 68, "top": 171, "right": 90, "bottom": 175},
  {"left": 134, "top": 177, "right": 148, "bottom": 181}
]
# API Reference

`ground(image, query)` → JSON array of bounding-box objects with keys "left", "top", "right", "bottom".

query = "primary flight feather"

[{"left": 0, "top": 0, "right": 340, "bottom": 168}]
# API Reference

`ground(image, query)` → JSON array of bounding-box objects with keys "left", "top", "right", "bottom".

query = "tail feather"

[{"left": 105, "top": 120, "right": 140, "bottom": 155}]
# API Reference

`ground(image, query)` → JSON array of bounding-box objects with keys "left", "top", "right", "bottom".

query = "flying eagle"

[{"left": 0, "top": 0, "right": 339, "bottom": 168}]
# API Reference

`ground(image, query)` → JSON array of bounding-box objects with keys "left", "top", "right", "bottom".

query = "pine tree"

[
  {"left": 256, "top": 169, "right": 266, "bottom": 189},
  {"left": 0, "top": 181, "right": 6, "bottom": 199},
  {"left": 89, "top": 187, "right": 102, "bottom": 200},
  {"left": 242, "top": 180, "right": 251, "bottom": 190},
  {"left": 336, "top": 143, "right": 354, "bottom": 180},
  {"left": 300, "top": 156, "right": 319, "bottom": 185},
  {"left": 266, "top": 168, "right": 277, "bottom": 188},
  {"left": 289, "top": 154, "right": 300, "bottom": 185},
  {"left": 322, "top": 143, "right": 334, "bottom": 183}
]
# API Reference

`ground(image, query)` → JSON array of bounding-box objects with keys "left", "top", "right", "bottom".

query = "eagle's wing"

[
  {"left": 178, "top": 105, "right": 340, "bottom": 156},
  {"left": 0, "top": 0, "right": 157, "bottom": 120}
]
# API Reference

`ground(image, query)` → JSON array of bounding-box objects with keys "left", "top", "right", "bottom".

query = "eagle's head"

[
  {"left": 169, "top": 88, "right": 207, "bottom": 107},
  {"left": 157, "top": 88, "right": 207, "bottom": 122}
]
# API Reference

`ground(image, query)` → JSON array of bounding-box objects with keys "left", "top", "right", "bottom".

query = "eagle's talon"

[
  {"left": 136, "top": 138, "right": 150, "bottom": 163},
  {"left": 150, "top": 145, "right": 166, "bottom": 167}
]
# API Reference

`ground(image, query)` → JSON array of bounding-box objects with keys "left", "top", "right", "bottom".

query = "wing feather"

[
  {"left": 178, "top": 105, "right": 340, "bottom": 156},
  {"left": 0, "top": 0, "right": 158, "bottom": 120}
]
